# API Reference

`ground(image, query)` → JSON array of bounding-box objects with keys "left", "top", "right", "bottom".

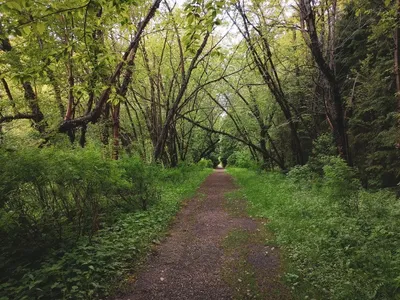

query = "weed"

[{"left": 229, "top": 167, "right": 400, "bottom": 300}]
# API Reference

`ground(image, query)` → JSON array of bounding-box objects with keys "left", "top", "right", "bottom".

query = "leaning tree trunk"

[
  {"left": 235, "top": 2, "right": 304, "bottom": 165},
  {"left": 0, "top": 31, "right": 46, "bottom": 134},
  {"left": 154, "top": 33, "right": 210, "bottom": 162},
  {"left": 23, "top": 82, "right": 45, "bottom": 134},
  {"left": 59, "top": 0, "right": 163, "bottom": 133}
]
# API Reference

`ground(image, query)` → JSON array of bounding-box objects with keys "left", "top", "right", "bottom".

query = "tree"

[
  {"left": 298, "top": 0, "right": 351, "bottom": 163},
  {"left": 230, "top": 1, "right": 305, "bottom": 165}
]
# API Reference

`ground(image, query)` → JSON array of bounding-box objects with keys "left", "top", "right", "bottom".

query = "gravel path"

[{"left": 115, "top": 169, "right": 291, "bottom": 300}]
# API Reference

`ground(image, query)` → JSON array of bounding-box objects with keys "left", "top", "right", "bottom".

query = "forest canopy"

[{"left": 1, "top": 0, "right": 399, "bottom": 186}]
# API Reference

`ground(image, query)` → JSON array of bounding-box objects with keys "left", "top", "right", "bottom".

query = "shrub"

[
  {"left": 197, "top": 158, "right": 214, "bottom": 169},
  {"left": 0, "top": 149, "right": 157, "bottom": 288},
  {"left": 0, "top": 167, "right": 211, "bottom": 300},
  {"left": 287, "top": 164, "right": 316, "bottom": 188},
  {"left": 307, "top": 134, "right": 337, "bottom": 175},
  {"left": 322, "top": 156, "right": 360, "bottom": 204},
  {"left": 118, "top": 157, "right": 160, "bottom": 210},
  {"left": 0, "top": 149, "right": 212, "bottom": 300},
  {"left": 227, "top": 150, "right": 257, "bottom": 169}
]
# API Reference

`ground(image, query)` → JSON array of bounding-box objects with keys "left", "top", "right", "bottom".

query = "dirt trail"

[{"left": 115, "top": 169, "right": 290, "bottom": 300}]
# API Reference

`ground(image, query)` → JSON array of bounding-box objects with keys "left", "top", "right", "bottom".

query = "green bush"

[
  {"left": 117, "top": 157, "right": 160, "bottom": 210},
  {"left": 197, "top": 158, "right": 214, "bottom": 169},
  {"left": 0, "top": 167, "right": 211, "bottom": 299},
  {"left": 0, "top": 149, "right": 161, "bottom": 287},
  {"left": 0, "top": 150, "right": 212, "bottom": 300},
  {"left": 307, "top": 134, "right": 337, "bottom": 175},
  {"left": 156, "top": 162, "right": 196, "bottom": 183},
  {"left": 287, "top": 164, "right": 316, "bottom": 188},
  {"left": 227, "top": 150, "right": 257, "bottom": 169},
  {"left": 229, "top": 167, "right": 400, "bottom": 300},
  {"left": 322, "top": 156, "right": 361, "bottom": 204},
  {"left": 0, "top": 150, "right": 149, "bottom": 247}
]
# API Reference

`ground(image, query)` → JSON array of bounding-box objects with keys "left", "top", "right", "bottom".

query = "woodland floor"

[{"left": 114, "top": 169, "right": 291, "bottom": 300}]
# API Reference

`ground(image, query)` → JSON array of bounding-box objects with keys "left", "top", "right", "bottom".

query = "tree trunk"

[
  {"left": 47, "top": 68, "right": 65, "bottom": 118},
  {"left": 235, "top": 3, "right": 304, "bottom": 165},
  {"left": 0, "top": 32, "right": 46, "bottom": 134},
  {"left": 1, "top": 78, "right": 17, "bottom": 113},
  {"left": 112, "top": 103, "right": 121, "bottom": 160},
  {"left": 395, "top": 0, "right": 400, "bottom": 147},
  {"left": 154, "top": 33, "right": 210, "bottom": 162},
  {"left": 101, "top": 103, "right": 111, "bottom": 145},
  {"left": 23, "top": 82, "right": 45, "bottom": 134},
  {"left": 64, "top": 48, "right": 76, "bottom": 143},
  {"left": 167, "top": 126, "right": 178, "bottom": 167},
  {"left": 299, "top": 0, "right": 351, "bottom": 163}
]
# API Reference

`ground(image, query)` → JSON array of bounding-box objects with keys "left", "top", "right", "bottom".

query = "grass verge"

[{"left": 228, "top": 168, "right": 400, "bottom": 300}]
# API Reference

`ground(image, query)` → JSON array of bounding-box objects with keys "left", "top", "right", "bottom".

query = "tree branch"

[
  {"left": 59, "top": 0, "right": 162, "bottom": 132},
  {"left": 0, "top": 113, "right": 37, "bottom": 124}
]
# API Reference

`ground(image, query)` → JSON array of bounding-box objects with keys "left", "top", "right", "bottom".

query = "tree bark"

[
  {"left": 0, "top": 33, "right": 46, "bottom": 134},
  {"left": 299, "top": 0, "right": 351, "bottom": 163},
  {"left": 112, "top": 103, "right": 121, "bottom": 160},
  {"left": 46, "top": 68, "right": 65, "bottom": 118},
  {"left": 395, "top": 0, "right": 400, "bottom": 147},
  {"left": 1, "top": 78, "right": 18, "bottom": 115},
  {"left": 23, "top": 82, "right": 45, "bottom": 134}
]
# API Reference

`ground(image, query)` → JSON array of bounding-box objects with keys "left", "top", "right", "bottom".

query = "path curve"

[{"left": 115, "top": 169, "right": 290, "bottom": 300}]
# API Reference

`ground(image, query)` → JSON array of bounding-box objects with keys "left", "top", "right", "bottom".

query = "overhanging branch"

[{"left": 0, "top": 113, "right": 37, "bottom": 124}]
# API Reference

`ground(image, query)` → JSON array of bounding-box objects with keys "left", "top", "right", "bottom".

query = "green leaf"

[
  {"left": 36, "top": 23, "right": 46, "bottom": 35},
  {"left": 22, "top": 26, "right": 31, "bottom": 36},
  {"left": 5, "top": 1, "right": 22, "bottom": 11},
  {"left": 51, "top": 282, "right": 61, "bottom": 289}
]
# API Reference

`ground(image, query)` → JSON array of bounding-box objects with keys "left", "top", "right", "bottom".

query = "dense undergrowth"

[
  {"left": 0, "top": 148, "right": 211, "bottom": 299},
  {"left": 229, "top": 159, "right": 400, "bottom": 300}
]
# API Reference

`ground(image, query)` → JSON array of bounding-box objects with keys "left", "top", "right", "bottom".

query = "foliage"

[
  {"left": 0, "top": 154, "right": 211, "bottom": 299},
  {"left": 307, "top": 134, "right": 337, "bottom": 175},
  {"left": 336, "top": 0, "right": 400, "bottom": 188},
  {"left": 0, "top": 148, "right": 150, "bottom": 260},
  {"left": 322, "top": 156, "right": 360, "bottom": 202},
  {"left": 197, "top": 158, "right": 214, "bottom": 169},
  {"left": 218, "top": 136, "right": 238, "bottom": 168},
  {"left": 226, "top": 150, "right": 257, "bottom": 169},
  {"left": 229, "top": 166, "right": 400, "bottom": 300},
  {"left": 1, "top": 0, "right": 399, "bottom": 186}
]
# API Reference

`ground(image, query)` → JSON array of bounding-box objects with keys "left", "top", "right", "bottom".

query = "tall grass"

[{"left": 229, "top": 161, "right": 400, "bottom": 300}]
